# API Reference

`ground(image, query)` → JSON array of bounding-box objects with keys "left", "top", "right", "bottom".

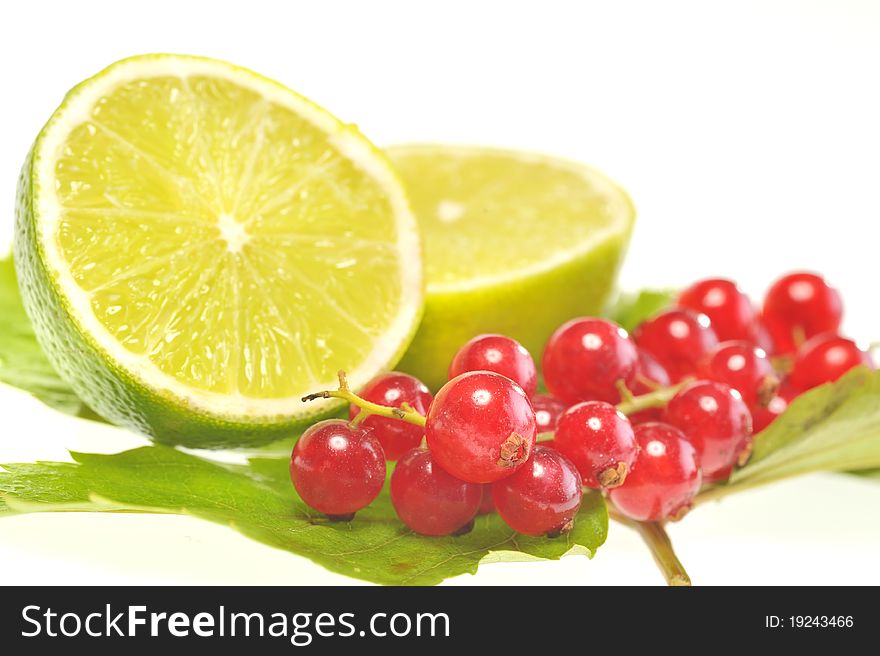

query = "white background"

[{"left": 0, "top": 0, "right": 878, "bottom": 585}]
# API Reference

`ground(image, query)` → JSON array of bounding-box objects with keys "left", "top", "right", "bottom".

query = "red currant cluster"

[
  {"left": 675, "top": 273, "right": 872, "bottom": 431},
  {"left": 292, "top": 271, "right": 874, "bottom": 535}
]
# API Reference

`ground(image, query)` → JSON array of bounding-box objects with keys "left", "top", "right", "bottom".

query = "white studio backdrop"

[{"left": 0, "top": 0, "right": 878, "bottom": 585}]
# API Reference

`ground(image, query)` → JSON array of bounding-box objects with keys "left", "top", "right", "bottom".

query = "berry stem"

[
  {"left": 536, "top": 431, "right": 556, "bottom": 443},
  {"left": 615, "top": 379, "right": 691, "bottom": 417},
  {"left": 536, "top": 381, "right": 690, "bottom": 445},
  {"left": 302, "top": 371, "right": 427, "bottom": 428},
  {"left": 615, "top": 379, "right": 637, "bottom": 405},
  {"left": 610, "top": 508, "right": 691, "bottom": 586}
]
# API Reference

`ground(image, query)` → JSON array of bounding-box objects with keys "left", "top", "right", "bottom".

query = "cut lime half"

[
  {"left": 15, "top": 55, "right": 423, "bottom": 447},
  {"left": 390, "top": 145, "right": 634, "bottom": 390}
]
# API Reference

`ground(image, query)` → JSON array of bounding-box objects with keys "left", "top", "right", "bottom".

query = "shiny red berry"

[
  {"left": 349, "top": 372, "right": 433, "bottom": 460},
  {"left": 699, "top": 340, "right": 778, "bottom": 408},
  {"left": 542, "top": 318, "right": 638, "bottom": 404},
  {"left": 663, "top": 380, "right": 752, "bottom": 483},
  {"left": 554, "top": 401, "right": 637, "bottom": 488},
  {"left": 627, "top": 349, "right": 671, "bottom": 424},
  {"left": 290, "top": 419, "right": 386, "bottom": 519},
  {"left": 608, "top": 422, "right": 702, "bottom": 522},
  {"left": 492, "top": 446, "right": 583, "bottom": 536},
  {"left": 789, "top": 334, "right": 873, "bottom": 392},
  {"left": 425, "top": 371, "right": 537, "bottom": 483},
  {"left": 449, "top": 334, "right": 538, "bottom": 397},
  {"left": 751, "top": 382, "right": 798, "bottom": 433},
  {"left": 678, "top": 278, "right": 757, "bottom": 342},
  {"left": 390, "top": 448, "right": 482, "bottom": 536},
  {"left": 762, "top": 272, "right": 843, "bottom": 354},
  {"left": 634, "top": 308, "right": 719, "bottom": 382},
  {"left": 531, "top": 394, "right": 568, "bottom": 433}
]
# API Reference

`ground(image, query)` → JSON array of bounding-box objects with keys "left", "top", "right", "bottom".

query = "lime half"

[
  {"left": 15, "top": 55, "right": 423, "bottom": 447},
  {"left": 390, "top": 145, "right": 634, "bottom": 390}
]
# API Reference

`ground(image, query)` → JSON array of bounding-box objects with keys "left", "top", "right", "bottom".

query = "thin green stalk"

[
  {"left": 615, "top": 379, "right": 691, "bottom": 416},
  {"left": 610, "top": 509, "right": 691, "bottom": 586},
  {"left": 302, "top": 370, "right": 427, "bottom": 428}
]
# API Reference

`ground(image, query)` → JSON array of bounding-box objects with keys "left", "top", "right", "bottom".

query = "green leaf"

[
  {"left": 0, "top": 446, "right": 608, "bottom": 585},
  {"left": 701, "top": 367, "right": 880, "bottom": 499},
  {"left": 0, "top": 257, "right": 83, "bottom": 415},
  {"left": 607, "top": 289, "right": 676, "bottom": 333}
]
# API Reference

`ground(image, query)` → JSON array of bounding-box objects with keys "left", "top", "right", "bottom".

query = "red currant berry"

[
  {"left": 678, "top": 278, "right": 757, "bottom": 342},
  {"left": 492, "top": 446, "right": 583, "bottom": 537},
  {"left": 608, "top": 422, "right": 702, "bottom": 522},
  {"left": 555, "top": 401, "right": 637, "bottom": 488},
  {"left": 699, "top": 340, "right": 778, "bottom": 408},
  {"left": 349, "top": 372, "right": 433, "bottom": 460},
  {"left": 634, "top": 308, "right": 719, "bottom": 382},
  {"left": 762, "top": 272, "right": 843, "bottom": 354},
  {"left": 425, "top": 371, "right": 537, "bottom": 483},
  {"left": 390, "top": 448, "right": 482, "bottom": 536},
  {"left": 542, "top": 318, "right": 638, "bottom": 404},
  {"left": 789, "top": 333, "right": 874, "bottom": 392},
  {"left": 663, "top": 380, "right": 752, "bottom": 483},
  {"left": 532, "top": 394, "right": 568, "bottom": 433},
  {"left": 751, "top": 382, "right": 798, "bottom": 432},
  {"left": 290, "top": 419, "right": 386, "bottom": 519},
  {"left": 449, "top": 334, "right": 538, "bottom": 397},
  {"left": 477, "top": 484, "right": 496, "bottom": 515},
  {"left": 627, "top": 349, "right": 671, "bottom": 424}
]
